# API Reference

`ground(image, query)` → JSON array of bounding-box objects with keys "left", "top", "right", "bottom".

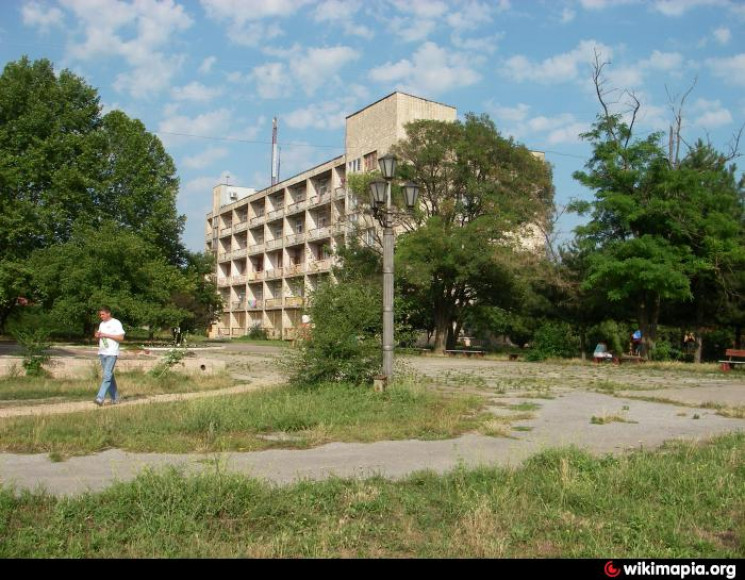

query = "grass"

[
  {"left": 0, "top": 432, "right": 742, "bottom": 558},
  {"left": 0, "top": 382, "right": 492, "bottom": 457},
  {"left": 590, "top": 414, "right": 637, "bottom": 425},
  {"left": 0, "top": 369, "right": 236, "bottom": 404}
]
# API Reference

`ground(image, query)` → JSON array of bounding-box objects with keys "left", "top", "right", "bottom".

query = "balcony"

[
  {"left": 216, "top": 277, "right": 230, "bottom": 287},
  {"left": 334, "top": 186, "right": 346, "bottom": 200},
  {"left": 265, "top": 268, "right": 283, "bottom": 280},
  {"left": 308, "top": 259, "right": 331, "bottom": 272},
  {"left": 309, "top": 192, "right": 331, "bottom": 206},
  {"left": 231, "top": 274, "right": 247, "bottom": 285},
  {"left": 250, "top": 214, "right": 265, "bottom": 226},
  {"left": 285, "top": 232, "right": 305, "bottom": 246},
  {"left": 307, "top": 226, "right": 330, "bottom": 241},
  {"left": 231, "top": 301, "right": 246, "bottom": 311},
  {"left": 265, "top": 298, "right": 283, "bottom": 310},
  {"left": 230, "top": 248, "right": 247, "bottom": 259},
  {"left": 247, "top": 299, "right": 263, "bottom": 310},
  {"left": 248, "top": 243, "right": 265, "bottom": 255},
  {"left": 247, "top": 271, "right": 265, "bottom": 282},
  {"left": 217, "top": 252, "right": 231, "bottom": 263},
  {"left": 286, "top": 199, "right": 308, "bottom": 215},
  {"left": 267, "top": 207, "right": 284, "bottom": 221},
  {"left": 284, "top": 263, "right": 305, "bottom": 277},
  {"left": 284, "top": 296, "right": 305, "bottom": 308},
  {"left": 220, "top": 225, "right": 233, "bottom": 237},
  {"left": 233, "top": 220, "right": 248, "bottom": 233},
  {"left": 266, "top": 238, "right": 283, "bottom": 251}
]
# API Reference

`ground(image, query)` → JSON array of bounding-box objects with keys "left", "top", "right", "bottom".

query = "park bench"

[
  {"left": 719, "top": 349, "right": 745, "bottom": 372},
  {"left": 445, "top": 349, "right": 485, "bottom": 358}
]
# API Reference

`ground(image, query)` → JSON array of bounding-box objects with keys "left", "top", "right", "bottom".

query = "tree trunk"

[
  {"left": 433, "top": 308, "right": 450, "bottom": 353},
  {"left": 694, "top": 291, "right": 704, "bottom": 364}
]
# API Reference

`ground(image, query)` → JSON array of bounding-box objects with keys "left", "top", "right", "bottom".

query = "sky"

[{"left": 1, "top": 0, "right": 744, "bottom": 253}]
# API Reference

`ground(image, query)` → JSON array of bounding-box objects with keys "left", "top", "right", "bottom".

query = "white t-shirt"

[{"left": 98, "top": 318, "right": 125, "bottom": 356}]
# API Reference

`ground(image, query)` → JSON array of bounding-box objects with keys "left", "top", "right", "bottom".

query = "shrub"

[
  {"left": 586, "top": 320, "right": 626, "bottom": 357},
  {"left": 287, "top": 278, "right": 382, "bottom": 388},
  {"left": 12, "top": 328, "right": 52, "bottom": 377},
  {"left": 526, "top": 321, "right": 579, "bottom": 361}
]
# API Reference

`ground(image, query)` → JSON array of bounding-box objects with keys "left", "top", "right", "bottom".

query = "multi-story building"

[{"left": 206, "top": 92, "right": 457, "bottom": 339}]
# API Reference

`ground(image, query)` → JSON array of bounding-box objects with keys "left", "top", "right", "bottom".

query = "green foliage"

[
  {"left": 392, "top": 114, "right": 555, "bottom": 351},
  {"left": 0, "top": 57, "right": 186, "bottom": 332},
  {"left": 11, "top": 327, "right": 52, "bottom": 377},
  {"left": 148, "top": 348, "right": 187, "bottom": 378},
  {"left": 287, "top": 278, "right": 382, "bottom": 388},
  {"left": 29, "top": 222, "right": 189, "bottom": 335},
  {"left": 586, "top": 320, "right": 626, "bottom": 357},
  {"left": 247, "top": 325, "right": 267, "bottom": 340},
  {"left": 526, "top": 321, "right": 579, "bottom": 361}
]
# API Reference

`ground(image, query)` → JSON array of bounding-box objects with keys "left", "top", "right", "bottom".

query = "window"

[{"left": 363, "top": 151, "right": 378, "bottom": 172}]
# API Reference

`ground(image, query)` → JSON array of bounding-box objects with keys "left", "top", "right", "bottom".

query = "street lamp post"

[{"left": 368, "top": 154, "right": 419, "bottom": 383}]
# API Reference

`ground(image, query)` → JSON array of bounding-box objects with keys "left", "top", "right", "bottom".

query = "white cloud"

[
  {"left": 183, "top": 146, "right": 229, "bottom": 170},
  {"left": 313, "top": 0, "right": 374, "bottom": 38},
  {"left": 58, "top": 0, "right": 193, "bottom": 98},
  {"left": 389, "top": 16, "right": 437, "bottom": 43},
  {"left": 578, "top": 0, "right": 638, "bottom": 9},
  {"left": 199, "top": 56, "right": 217, "bottom": 74},
  {"left": 488, "top": 102, "right": 531, "bottom": 123},
  {"left": 284, "top": 100, "right": 354, "bottom": 131},
  {"left": 171, "top": 82, "right": 223, "bottom": 102},
  {"left": 561, "top": 7, "right": 576, "bottom": 22},
  {"left": 451, "top": 33, "right": 502, "bottom": 54},
  {"left": 289, "top": 46, "right": 360, "bottom": 96},
  {"left": 158, "top": 108, "right": 232, "bottom": 147},
  {"left": 501, "top": 40, "right": 611, "bottom": 84},
  {"left": 446, "top": 2, "right": 495, "bottom": 32},
  {"left": 21, "top": 1, "right": 65, "bottom": 31},
  {"left": 200, "top": 0, "right": 312, "bottom": 21},
  {"left": 390, "top": 0, "right": 449, "bottom": 19},
  {"left": 713, "top": 27, "right": 731, "bottom": 45},
  {"left": 707, "top": 54, "right": 745, "bottom": 86},
  {"left": 642, "top": 50, "right": 683, "bottom": 71},
  {"left": 369, "top": 41, "right": 481, "bottom": 96},
  {"left": 250, "top": 63, "right": 292, "bottom": 99},
  {"left": 181, "top": 175, "right": 223, "bottom": 203},
  {"left": 652, "top": 0, "right": 726, "bottom": 17},
  {"left": 200, "top": 0, "right": 314, "bottom": 46},
  {"left": 690, "top": 98, "right": 733, "bottom": 129},
  {"left": 545, "top": 122, "right": 589, "bottom": 145}
]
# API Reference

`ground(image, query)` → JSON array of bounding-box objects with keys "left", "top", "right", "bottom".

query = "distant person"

[
  {"left": 593, "top": 341, "right": 614, "bottom": 362},
  {"left": 683, "top": 332, "right": 695, "bottom": 353},
  {"left": 631, "top": 329, "right": 643, "bottom": 355},
  {"left": 94, "top": 306, "right": 125, "bottom": 406}
]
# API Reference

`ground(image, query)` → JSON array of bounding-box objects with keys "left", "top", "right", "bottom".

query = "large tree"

[
  {"left": 571, "top": 58, "right": 745, "bottom": 358},
  {"left": 391, "top": 114, "right": 555, "bottom": 351},
  {"left": 0, "top": 57, "right": 186, "bottom": 331}
]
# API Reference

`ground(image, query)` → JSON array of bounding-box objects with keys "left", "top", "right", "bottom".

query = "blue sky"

[{"left": 1, "top": 0, "right": 744, "bottom": 252}]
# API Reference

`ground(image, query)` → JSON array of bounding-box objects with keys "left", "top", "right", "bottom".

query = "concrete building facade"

[{"left": 206, "top": 92, "right": 457, "bottom": 339}]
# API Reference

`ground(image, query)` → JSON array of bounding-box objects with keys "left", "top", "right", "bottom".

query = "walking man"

[{"left": 94, "top": 306, "right": 125, "bottom": 406}]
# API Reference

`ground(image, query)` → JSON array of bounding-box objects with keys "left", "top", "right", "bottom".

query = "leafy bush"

[
  {"left": 247, "top": 325, "right": 267, "bottom": 340},
  {"left": 287, "top": 278, "right": 382, "bottom": 388},
  {"left": 526, "top": 321, "right": 579, "bottom": 361},
  {"left": 12, "top": 328, "right": 52, "bottom": 377},
  {"left": 586, "top": 320, "right": 626, "bottom": 357}
]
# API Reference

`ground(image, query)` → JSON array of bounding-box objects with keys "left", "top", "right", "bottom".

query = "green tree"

[
  {"left": 0, "top": 57, "right": 186, "bottom": 331},
  {"left": 391, "top": 114, "right": 554, "bottom": 351},
  {"left": 572, "top": 58, "right": 745, "bottom": 358},
  {"left": 172, "top": 251, "right": 223, "bottom": 334},
  {"left": 29, "top": 223, "right": 188, "bottom": 337}
]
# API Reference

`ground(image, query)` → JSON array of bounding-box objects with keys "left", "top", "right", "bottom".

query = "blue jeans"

[{"left": 96, "top": 355, "right": 119, "bottom": 401}]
